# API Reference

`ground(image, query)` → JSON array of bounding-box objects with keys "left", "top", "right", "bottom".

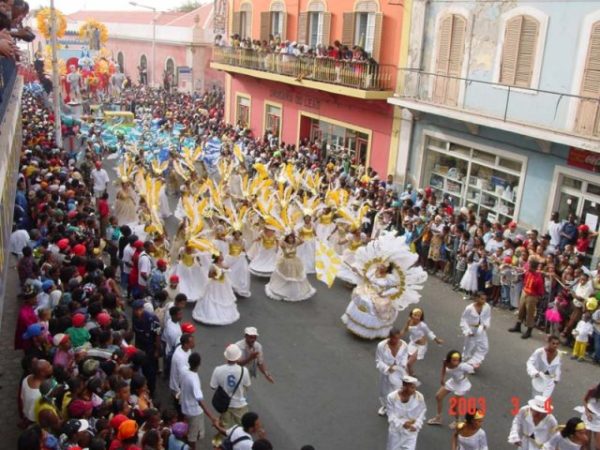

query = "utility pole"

[{"left": 49, "top": 0, "right": 62, "bottom": 148}]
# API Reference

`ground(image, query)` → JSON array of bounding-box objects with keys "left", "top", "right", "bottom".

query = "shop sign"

[{"left": 568, "top": 147, "right": 600, "bottom": 173}]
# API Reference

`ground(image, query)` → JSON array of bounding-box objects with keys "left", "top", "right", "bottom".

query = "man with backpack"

[
  {"left": 220, "top": 412, "right": 264, "bottom": 450},
  {"left": 210, "top": 344, "right": 251, "bottom": 428}
]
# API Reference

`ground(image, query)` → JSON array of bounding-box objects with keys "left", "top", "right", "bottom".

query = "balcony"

[
  {"left": 390, "top": 69, "right": 600, "bottom": 152},
  {"left": 211, "top": 46, "right": 394, "bottom": 100}
]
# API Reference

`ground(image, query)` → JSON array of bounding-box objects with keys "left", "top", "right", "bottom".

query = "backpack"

[{"left": 219, "top": 426, "right": 251, "bottom": 450}]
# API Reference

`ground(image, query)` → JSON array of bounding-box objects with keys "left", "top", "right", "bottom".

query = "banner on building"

[
  {"left": 568, "top": 148, "right": 600, "bottom": 173},
  {"left": 214, "top": 0, "right": 227, "bottom": 36},
  {"left": 177, "top": 66, "right": 192, "bottom": 93}
]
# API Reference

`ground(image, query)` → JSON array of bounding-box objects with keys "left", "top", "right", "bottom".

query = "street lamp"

[{"left": 129, "top": 1, "right": 157, "bottom": 87}]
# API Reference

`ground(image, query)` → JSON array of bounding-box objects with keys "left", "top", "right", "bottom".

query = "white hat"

[
  {"left": 528, "top": 395, "right": 552, "bottom": 413},
  {"left": 402, "top": 375, "right": 421, "bottom": 386},
  {"left": 244, "top": 327, "right": 259, "bottom": 336},
  {"left": 52, "top": 333, "right": 67, "bottom": 346},
  {"left": 224, "top": 344, "right": 242, "bottom": 362}
]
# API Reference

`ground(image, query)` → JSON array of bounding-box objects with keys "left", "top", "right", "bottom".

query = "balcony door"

[{"left": 432, "top": 14, "right": 466, "bottom": 107}]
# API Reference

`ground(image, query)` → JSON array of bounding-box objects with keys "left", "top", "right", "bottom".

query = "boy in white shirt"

[{"left": 572, "top": 313, "right": 594, "bottom": 361}]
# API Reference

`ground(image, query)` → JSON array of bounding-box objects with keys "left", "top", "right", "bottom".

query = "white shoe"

[{"left": 378, "top": 406, "right": 387, "bottom": 416}]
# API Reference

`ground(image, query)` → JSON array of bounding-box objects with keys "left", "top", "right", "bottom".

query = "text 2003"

[{"left": 449, "top": 397, "right": 487, "bottom": 416}]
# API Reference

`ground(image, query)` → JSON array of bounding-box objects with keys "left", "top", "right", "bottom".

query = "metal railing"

[
  {"left": 397, "top": 68, "right": 600, "bottom": 139},
  {"left": 212, "top": 46, "right": 394, "bottom": 91},
  {"left": 0, "top": 58, "right": 16, "bottom": 122}
]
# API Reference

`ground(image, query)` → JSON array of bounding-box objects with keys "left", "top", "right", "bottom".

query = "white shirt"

[
  {"left": 9, "top": 229, "right": 30, "bottom": 256},
  {"left": 91, "top": 168, "right": 110, "bottom": 193},
  {"left": 122, "top": 244, "right": 135, "bottom": 274},
  {"left": 527, "top": 348, "right": 561, "bottom": 382},
  {"left": 548, "top": 221, "right": 562, "bottom": 248},
  {"left": 376, "top": 339, "right": 409, "bottom": 377},
  {"left": 508, "top": 405, "right": 558, "bottom": 449},
  {"left": 574, "top": 320, "right": 594, "bottom": 343},
  {"left": 163, "top": 320, "right": 182, "bottom": 356},
  {"left": 235, "top": 339, "right": 264, "bottom": 378},
  {"left": 137, "top": 252, "right": 153, "bottom": 286},
  {"left": 485, "top": 238, "right": 504, "bottom": 254},
  {"left": 210, "top": 363, "right": 251, "bottom": 409},
  {"left": 169, "top": 346, "right": 191, "bottom": 393},
  {"left": 542, "top": 433, "right": 583, "bottom": 449},
  {"left": 460, "top": 303, "right": 492, "bottom": 336},
  {"left": 179, "top": 367, "right": 203, "bottom": 417},
  {"left": 226, "top": 426, "right": 253, "bottom": 450},
  {"left": 386, "top": 390, "right": 426, "bottom": 433}
]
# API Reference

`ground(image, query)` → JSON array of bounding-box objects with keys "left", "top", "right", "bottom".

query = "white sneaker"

[{"left": 378, "top": 406, "right": 387, "bottom": 416}]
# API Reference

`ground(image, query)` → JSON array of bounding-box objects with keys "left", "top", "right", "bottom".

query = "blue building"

[{"left": 389, "top": 1, "right": 600, "bottom": 262}]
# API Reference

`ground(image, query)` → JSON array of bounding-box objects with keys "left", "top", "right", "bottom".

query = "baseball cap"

[
  {"left": 132, "top": 299, "right": 145, "bottom": 310},
  {"left": 110, "top": 413, "right": 129, "bottom": 430},
  {"left": 52, "top": 333, "right": 69, "bottom": 346},
  {"left": 169, "top": 274, "right": 180, "bottom": 283},
  {"left": 117, "top": 420, "right": 139, "bottom": 440},
  {"left": 181, "top": 322, "right": 196, "bottom": 334},
  {"left": 22, "top": 323, "right": 43, "bottom": 340},
  {"left": 96, "top": 312, "right": 112, "bottom": 327},
  {"left": 72, "top": 313, "right": 86, "bottom": 327}
]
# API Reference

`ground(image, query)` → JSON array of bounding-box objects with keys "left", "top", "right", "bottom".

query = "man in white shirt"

[
  {"left": 210, "top": 344, "right": 251, "bottom": 428},
  {"left": 386, "top": 375, "right": 426, "bottom": 450},
  {"left": 91, "top": 161, "right": 110, "bottom": 199},
  {"left": 162, "top": 306, "right": 183, "bottom": 359},
  {"left": 225, "top": 412, "right": 265, "bottom": 450},
  {"left": 9, "top": 228, "right": 30, "bottom": 258},
  {"left": 508, "top": 396, "right": 557, "bottom": 449},
  {"left": 137, "top": 241, "right": 155, "bottom": 297},
  {"left": 236, "top": 327, "right": 274, "bottom": 383},
  {"left": 121, "top": 237, "right": 138, "bottom": 295},
  {"left": 170, "top": 334, "right": 195, "bottom": 398},
  {"left": 180, "top": 352, "right": 221, "bottom": 449},
  {"left": 460, "top": 292, "right": 492, "bottom": 369},
  {"left": 547, "top": 212, "right": 562, "bottom": 252},
  {"left": 527, "top": 335, "right": 561, "bottom": 398}
]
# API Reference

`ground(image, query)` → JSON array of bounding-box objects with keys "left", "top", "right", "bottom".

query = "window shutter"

[
  {"left": 232, "top": 12, "right": 241, "bottom": 36},
  {"left": 321, "top": 12, "right": 332, "bottom": 46},
  {"left": 514, "top": 17, "right": 539, "bottom": 87},
  {"left": 342, "top": 12, "right": 356, "bottom": 46},
  {"left": 500, "top": 16, "right": 523, "bottom": 86},
  {"left": 281, "top": 13, "right": 288, "bottom": 41},
  {"left": 445, "top": 15, "right": 466, "bottom": 105},
  {"left": 432, "top": 15, "right": 453, "bottom": 104},
  {"left": 371, "top": 12, "right": 384, "bottom": 62},
  {"left": 260, "top": 11, "right": 271, "bottom": 42},
  {"left": 298, "top": 12, "right": 309, "bottom": 45},
  {"left": 576, "top": 22, "right": 600, "bottom": 136}
]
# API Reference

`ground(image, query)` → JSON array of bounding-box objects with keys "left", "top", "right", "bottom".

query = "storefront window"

[{"left": 422, "top": 134, "right": 526, "bottom": 224}]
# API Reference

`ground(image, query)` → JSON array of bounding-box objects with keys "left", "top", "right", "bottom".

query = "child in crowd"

[{"left": 572, "top": 312, "right": 594, "bottom": 361}]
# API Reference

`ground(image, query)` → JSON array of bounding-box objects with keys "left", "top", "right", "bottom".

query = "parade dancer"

[
  {"left": 296, "top": 214, "right": 317, "bottom": 275},
  {"left": 527, "top": 335, "right": 561, "bottom": 398},
  {"left": 460, "top": 292, "right": 491, "bottom": 369},
  {"left": 543, "top": 418, "right": 589, "bottom": 449},
  {"left": 577, "top": 383, "right": 600, "bottom": 450},
  {"left": 315, "top": 206, "right": 335, "bottom": 242},
  {"left": 452, "top": 410, "right": 488, "bottom": 450},
  {"left": 428, "top": 351, "right": 475, "bottom": 427},
  {"left": 192, "top": 253, "right": 240, "bottom": 325},
  {"left": 385, "top": 375, "right": 426, "bottom": 450},
  {"left": 248, "top": 226, "right": 278, "bottom": 277},
  {"left": 113, "top": 179, "right": 138, "bottom": 226},
  {"left": 337, "top": 226, "right": 368, "bottom": 285},
  {"left": 173, "top": 243, "right": 208, "bottom": 303},
  {"left": 401, "top": 308, "right": 443, "bottom": 376},
  {"left": 376, "top": 328, "right": 409, "bottom": 417},
  {"left": 508, "top": 396, "right": 558, "bottom": 449},
  {"left": 226, "top": 230, "right": 251, "bottom": 298},
  {"left": 265, "top": 231, "right": 316, "bottom": 302}
]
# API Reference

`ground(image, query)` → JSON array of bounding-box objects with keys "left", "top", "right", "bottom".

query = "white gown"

[
  {"left": 376, "top": 339, "right": 409, "bottom": 408},
  {"left": 342, "top": 272, "right": 401, "bottom": 339},
  {"left": 315, "top": 213, "right": 336, "bottom": 242},
  {"left": 386, "top": 390, "right": 426, "bottom": 450},
  {"left": 296, "top": 225, "right": 316, "bottom": 275},
  {"left": 224, "top": 239, "right": 251, "bottom": 298},
  {"left": 337, "top": 234, "right": 366, "bottom": 284},
  {"left": 159, "top": 185, "right": 171, "bottom": 219},
  {"left": 248, "top": 234, "right": 278, "bottom": 277},
  {"left": 172, "top": 251, "right": 208, "bottom": 303},
  {"left": 265, "top": 242, "right": 316, "bottom": 302},
  {"left": 460, "top": 262, "right": 480, "bottom": 293},
  {"left": 192, "top": 266, "right": 240, "bottom": 325}
]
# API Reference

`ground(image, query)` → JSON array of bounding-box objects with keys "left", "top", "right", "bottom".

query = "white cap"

[
  {"left": 402, "top": 375, "right": 421, "bottom": 386},
  {"left": 224, "top": 344, "right": 242, "bottom": 362},
  {"left": 52, "top": 333, "right": 67, "bottom": 346},
  {"left": 244, "top": 327, "right": 259, "bottom": 336},
  {"left": 528, "top": 395, "right": 552, "bottom": 413}
]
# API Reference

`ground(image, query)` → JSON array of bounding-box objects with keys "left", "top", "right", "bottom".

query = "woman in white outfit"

[
  {"left": 337, "top": 228, "right": 367, "bottom": 285},
  {"left": 192, "top": 253, "right": 240, "bottom": 325},
  {"left": 114, "top": 179, "right": 138, "bottom": 225},
  {"left": 460, "top": 293, "right": 491, "bottom": 369},
  {"left": 265, "top": 232, "right": 316, "bottom": 302},
  {"left": 315, "top": 207, "right": 335, "bottom": 242},
  {"left": 577, "top": 383, "right": 600, "bottom": 450},
  {"left": 248, "top": 227, "right": 278, "bottom": 277},
  {"left": 508, "top": 396, "right": 558, "bottom": 449},
  {"left": 376, "top": 328, "right": 409, "bottom": 416},
  {"left": 224, "top": 230, "right": 251, "bottom": 298},
  {"left": 543, "top": 418, "right": 589, "bottom": 449},
  {"left": 173, "top": 243, "right": 208, "bottom": 303},
  {"left": 386, "top": 375, "right": 426, "bottom": 450},
  {"left": 296, "top": 215, "right": 317, "bottom": 275},
  {"left": 452, "top": 410, "right": 488, "bottom": 450},
  {"left": 401, "top": 308, "right": 443, "bottom": 376},
  {"left": 428, "top": 350, "right": 475, "bottom": 426}
]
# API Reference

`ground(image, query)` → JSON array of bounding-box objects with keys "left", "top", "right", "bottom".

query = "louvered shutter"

[
  {"left": 281, "top": 13, "right": 287, "bottom": 40},
  {"left": 298, "top": 12, "right": 309, "bottom": 45},
  {"left": 514, "top": 17, "right": 538, "bottom": 87},
  {"left": 232, "top": 12, "right": 241, "bottom": 36},
  {"left": 576, "top": 22, "right": 600, "bottom": 136},
  {"left": 260, "top": 12, "right": 271, "bottom": 42},
  {"left": 321, "top": 12, "right": 332, "bottom": 46},
  {"left": 371, "top": 12, "right": 384, "bottom": 62},
  {"left": 500, "top": 16, "right": 523, "bottom": 86},
  {"left": 445, "top": 15, "right": 466, "bottom": 105},
  {"left": 342, "top": 12, "right": 356, "bottom": 46},
  {"left": 433, "top": 15, "right": 453, "bottom": 103}
]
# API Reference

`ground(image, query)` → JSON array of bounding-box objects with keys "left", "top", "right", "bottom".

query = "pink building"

[
  {"left": 66, "top": 5, "right": 223, "bottom": 92},
  {"left": 212, "top": 0, "right": 406, "bottom": 174}
]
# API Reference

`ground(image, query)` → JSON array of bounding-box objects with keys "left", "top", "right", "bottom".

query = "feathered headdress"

[{"left": 336, "top": 204, "right": 370, "bottom": 231}]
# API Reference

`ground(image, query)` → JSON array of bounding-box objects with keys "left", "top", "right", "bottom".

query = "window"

[
  {"left": 346, "top": 1, "right": 381, "bottom": 58},
  {"left": 575, "top": 22, "right": 600, "bottom": 136},
  {"left": 432, "top": 14, "right": 467, "bottom": 106},
  {"left": 298, "top": 1, "right": 330, "bottom": 47},
  {"left": 233, "top": 2, "right": 252, "bottom": 39},
  {"left": 236, "top": 95, "right": 251, "bottom": 128},
  {"left": 264, "top": 103, "right": 282, "bottom": 140},
  {"left": 165, "top": 58, "right": 174, "bottom": 75},
  {"left": 117, "top": 52, "right": 124, "bottom": 72},
  {"left": 499, "top": 15, "right": 540, "bottom": 87},
  {"left": 260, "top": 2, "right": 286, "bottom": 42},
  {"left": 140, "top": 54, "right": 147, "bottom": 69}
]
